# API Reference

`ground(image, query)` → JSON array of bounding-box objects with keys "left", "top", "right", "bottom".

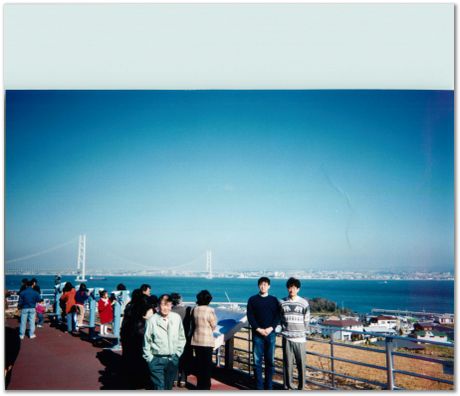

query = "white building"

[
  {"left": 413, "top": 330, "right": 449, "bottom": 343},
  {"left": 321, "top": 319, "right": 364, "bottom": 342},
  {"left": 434, "top": 314, "right": 454, "bottom": 325},
  {"left": 368, "top": 315, "right": 399, "bottom": 330}
]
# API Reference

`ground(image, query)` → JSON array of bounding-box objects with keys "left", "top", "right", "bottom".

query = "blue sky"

[{"left": 5, "top": 90, "right": 454, "bottom": 273}]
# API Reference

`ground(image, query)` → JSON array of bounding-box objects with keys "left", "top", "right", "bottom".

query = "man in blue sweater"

[
  {"left": 246, "top": 277, "right": 280, "bottom": 390},
  {"left": 18, "top": 280, "right": 41, "bottom": 339}
]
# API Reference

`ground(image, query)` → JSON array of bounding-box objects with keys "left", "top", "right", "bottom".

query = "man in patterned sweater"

[{"left": 280, "top": 277, "right": 310, "bottom": 390}]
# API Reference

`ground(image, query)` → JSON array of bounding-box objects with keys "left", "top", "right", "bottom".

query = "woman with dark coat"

[{"left": 120, "top": 289, "right": 150, "bottom": 389}]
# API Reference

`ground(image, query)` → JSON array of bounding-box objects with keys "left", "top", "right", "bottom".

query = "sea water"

[{"left": 5, "top": 275, "right": 454, "bottom": 314}]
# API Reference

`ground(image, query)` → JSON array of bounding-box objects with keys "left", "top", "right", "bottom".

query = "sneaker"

[
  {"left": 19, "top": 335, "right": 24, "bottom": 340},
  {"left": 30, "top": 334, "right": 36, "bottom": 339}
]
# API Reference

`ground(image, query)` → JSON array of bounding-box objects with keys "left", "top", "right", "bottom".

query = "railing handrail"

[{"left": 232, "top": 324, "right": 454, "bottom": 390}]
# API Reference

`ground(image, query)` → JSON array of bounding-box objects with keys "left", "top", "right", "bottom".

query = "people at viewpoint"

[
  {"left": 24, "top": 277, "right": 313, "bottom": 390},
  {"left": 279, "top": 277, "right": 310, "bottom": 390},
  {"left": 18, "top": 280, "right": 41, "bottom": 339},
  {"left": 190, "top": 289, "right": 217, "bottom": 390},
  {"left": 98, "top": 290, "right": 114, "bottom": 336},
  {"left": 60, "top": 282, "right": 77, "bottom": 333},
  {"left": 246, "top": 277, "right": 281, "bottom": 390},
  {"left": 35, "top": 299, "right": 46, "bottom": 328},
  {"left": 142, "top": 294, "right": 186, "bottom": 390},
  {"left": 74, "top": 283, "right": 90, "bottom": 329}
]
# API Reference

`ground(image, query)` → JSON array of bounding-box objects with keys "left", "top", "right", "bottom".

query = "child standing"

[
  {"left": 98, "top": 290, "right": 114, "bottom": 335},
  {"left": 36, "top": 299, "right": 46, "bottom": 328}
]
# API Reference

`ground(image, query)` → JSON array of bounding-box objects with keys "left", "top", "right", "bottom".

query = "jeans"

[
  {"left": 37, "top": 313, "right": 44, "bottom": 326},
  {"left": 253, "top": 332, "right": 276, "bottom": 390},
  {"left": 19, "top": 308, "right": 36, "bottom": 337},
  {"left": 148, "top": 355, "right": 179, "bottom": 390},
  {"left": 66, "top": 312, "right": 77, "bottom": 332}
]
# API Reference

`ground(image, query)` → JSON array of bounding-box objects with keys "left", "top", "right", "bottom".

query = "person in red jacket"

[
  {"left": 98, "top": 290, "right": 114, "bottom": 335},
  {"left": 60, "top": 282, "right": 77, "bottom": 333}
]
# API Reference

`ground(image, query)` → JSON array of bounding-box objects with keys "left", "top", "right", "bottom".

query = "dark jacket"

[
  {"left": 18, "top": 287, "right": 41, "bottom": 309},
  {"left": 246, "top": 294, "right": 280, "bottom": 334}
]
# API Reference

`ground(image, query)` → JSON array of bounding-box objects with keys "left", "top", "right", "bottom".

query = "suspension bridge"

[{"left": 5, "top": 235, "right": 214, "bottom": 280}]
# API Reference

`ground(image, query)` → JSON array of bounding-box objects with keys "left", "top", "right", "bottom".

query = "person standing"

[
  {"left": 171, "top": 292, "right": 188, "bottom": 387},
  {"left": 246, "top": 277, "right": 280, "bottom": 390},
  {"left": 35, "top": 299, "right": 46, "bottom": 328},
  {"left": 60, "top": 282, "right": 77, "bottom": 333},
  {"left": 18, "top": 280, "right": 41, "bottom": 339},
  {"left": 121, "top": 289, "right": 150, "bottom": 389},
  {"left": 98, "top": 290, "right": 114, "bottom": 336},
  {"left": 280, "top": 277, "right": 310, "bottom": 390},
  {"left": 143, "top": 294, "right": 186, "bottom": 390},
  {"left": 74, "top": 283, "right": 89, "bottom": 329},
  {"left": 191, "top": 290, "right": 217, "bottom": 390}
]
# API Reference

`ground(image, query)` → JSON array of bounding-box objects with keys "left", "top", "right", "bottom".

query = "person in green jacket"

[{"left": 143, "top": 294, "right": 186, "bottom": 390}]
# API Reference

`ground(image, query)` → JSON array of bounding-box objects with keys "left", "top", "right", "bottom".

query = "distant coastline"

[{"left": 5, "top": 273, "right": 454, "bottom": 281}]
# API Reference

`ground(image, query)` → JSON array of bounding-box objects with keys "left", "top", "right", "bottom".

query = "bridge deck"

[{"left": 5, "top": 317, "right": 244, "bottom": 390}]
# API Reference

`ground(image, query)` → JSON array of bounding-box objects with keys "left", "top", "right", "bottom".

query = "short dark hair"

[
  {"left": 171, "top": 292, "right": 182, "bottom": 306},
  {"left": 286, "top": 277, "right": 301, "bottom": 289},
  {"left": 116, "top": 283, "right": 127, "bottom": 291},
  {"left": 258, "top": 277, "right": 270, "bottom": 286},
  {"left": 158, "top": 294, "right": 172, "bottom": 304},
  {"left": 140, "top": 284, "right": 151, "bottom": 292},
  {"left": 31, "top": 278, "right": 38, "bottom": 284},
  {"left": 196, "top": 290, "right": 212, "bottom": 306},
  {"left": 26, "top": 280, "right": 35, "bottom": 287},
  {"left": 99, "top": 289, "right": 108, "bottom": 297},
  {"left": 39, "top": 298, "right": 44, "bottom": 303}
]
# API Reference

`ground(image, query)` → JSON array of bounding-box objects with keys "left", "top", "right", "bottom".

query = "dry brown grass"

[{"left": 232, "top": 329, "right": 454, "bottom": 390}]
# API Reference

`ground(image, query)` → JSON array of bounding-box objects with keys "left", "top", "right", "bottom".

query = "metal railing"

[{"left": 226, "top": 325, "right": 454, "bottom": 390}]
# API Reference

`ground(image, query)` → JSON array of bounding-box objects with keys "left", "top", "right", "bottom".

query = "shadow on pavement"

[{"left": 5, "top": 326, "right": 21, "bottom": 389}]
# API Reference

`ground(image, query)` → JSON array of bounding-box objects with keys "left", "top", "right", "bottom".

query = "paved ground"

[{"left": 5, "top": 317, "right": 240, "bottom": 390}]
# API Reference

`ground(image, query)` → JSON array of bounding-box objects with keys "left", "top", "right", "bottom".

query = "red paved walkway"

[{"left": 5, "top": 318, "right": 239, "bottom": 390}]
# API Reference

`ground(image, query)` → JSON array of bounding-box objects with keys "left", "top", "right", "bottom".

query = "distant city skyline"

[{"left": 5, "top": 90, "right": 454, "bottom": 273}]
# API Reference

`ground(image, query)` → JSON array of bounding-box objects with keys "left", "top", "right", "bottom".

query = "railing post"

[
  {"left": 385, "top": 337, "right": 395, "bottom": 390},
  {"left": 248, "top": 327, "right": 252, "bottom": 376},
  {"left": 329, "top": 338, "right": 336, "bottom": 388},
  {"left": 88, "top": 293, "right": 96, "bottom": 339},
  {"left": 224, "top": 338, "right": 234, "bottom": 370}
]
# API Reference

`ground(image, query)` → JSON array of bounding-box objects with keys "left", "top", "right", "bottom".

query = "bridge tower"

[
  {"left": 75, "top": 234, "right": 87, "bottom": 282},
  {"left": 205, "top": 250, "right": 213, "bottom": 279}
]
